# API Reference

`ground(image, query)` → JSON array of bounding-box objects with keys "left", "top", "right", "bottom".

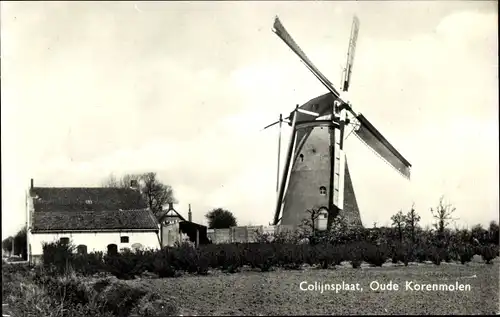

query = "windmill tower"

[{"left": 264, "top": 16, "right": 412, "bottom": 230}]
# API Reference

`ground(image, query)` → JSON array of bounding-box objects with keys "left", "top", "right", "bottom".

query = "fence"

[{"left": 207, "top": 225, "right": 295, "bottom": 244}]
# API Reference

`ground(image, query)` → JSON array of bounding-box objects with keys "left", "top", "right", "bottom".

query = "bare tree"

[
  {"left": 404, "top": 203, "right": 421, "bottom": 244},
  {"left": 431, "top": 196, "right": 458, "bottom": 235},
  {"left": 102, "top": 172, "right": 177, "bottom": 218},
  {"left": 299, "top": 208, "right": 322, "bottom": 237},
  {"left": 141, "top": 172, "right": 176, "bottom": 214},
  {"left": 391, "top": 210, "right": 406, "bottom": 242},
  {"left": 102, "top": 173, "right": 142, "bottom": 189}
]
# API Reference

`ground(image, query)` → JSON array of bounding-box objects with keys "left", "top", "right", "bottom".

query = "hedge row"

[{"left": 41, "top": 239, "right": 499, "bottom": 280}]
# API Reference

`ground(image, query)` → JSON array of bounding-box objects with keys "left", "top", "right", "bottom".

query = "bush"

[
  {"left": 152, "top": 248, "right": 177, "bottom": 278},
  {"left": 73, "top": 252, "right": 105, "bottom": 276},
  {"left": 36, "top": 223, "right": 499, "bottom": 281},
  {"left": 104, "top": 250, "right": 145, "bottom": 280},
  {"left": 480, "top": 244, "right": 499, "bottom": 264},
  {"left": 390, "top": 242, "right": 412, "bottom": 266},
  {"left": 427, "top": 246, "right": 445, "bottom": 266},
  {"left": 363, "top": 243, "right": 388, "bottom": 267},
  {"left": 315, "top": 244, "right": 336, "bottom": 269},
  {"left": 42, "top": 240, "right": 76, "bottom": 274},
  {"left": 244, "top": 243, "right": 275, "bottom": 272},
  {"left": 457, "top": 244, "right": 475, "bottom": 265}
]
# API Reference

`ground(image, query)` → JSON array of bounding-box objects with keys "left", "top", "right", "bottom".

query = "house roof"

[
  {"left": 30, "top": 187, "right": 148, "bottom": 212},
  {"left": 31, "top": 208, "right": 158, "bottom": 233},
  {"left": 157, "top": 205, "right": 186, "bottom": 223},
  {"left": 157, "top": 210, "right": 186, "bottom": 222}
]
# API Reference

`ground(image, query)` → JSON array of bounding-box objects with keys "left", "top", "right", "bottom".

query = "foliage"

[
  {"left": 1, "top": 261, "right": 179, "bottom": 317},
  {"left": 36, "top": 210, "right": 499, "bottom": 282},
  {"left": 479, "top": 244, "right": 499, "bottom": 264},
  {"left": 42, "top": 239, "right": 76, "bottom": 275},
  {"left": 2, "top": 236, "right": 14, "bottom": 255},
  {"left": 8, "top": 226, "right": 28, "bottom": 260},
  {"left": 391, "top": 210, "right": 406, "bottom": 242},
  {"left": 488, "top": 221, "right": 499, "bottom": 245},
  {"left": 404, "top": 204, "right": 421, "bottom": 244},
  {"left": 205, "top": 208, "right": 237, "bottom": 229}
]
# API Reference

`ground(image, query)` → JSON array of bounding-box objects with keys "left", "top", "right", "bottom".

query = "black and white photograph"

[{"left": 1, "top": 1, "right": 498, "bottom": 316}]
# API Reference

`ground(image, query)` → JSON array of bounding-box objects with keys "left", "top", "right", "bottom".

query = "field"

[
  {"left": 3, "top": 223, "right": 499, "bottom": 316},
  {"left": 128, "top": 259, "right": 499, "bottom": 315}
]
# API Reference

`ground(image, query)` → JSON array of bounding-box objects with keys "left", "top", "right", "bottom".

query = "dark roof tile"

[
  {"left": 31, "top": 209, "right": 158, "bottom": 232},
  {"left": 30, "top": 187, "right": 148, "bottom": 212}
]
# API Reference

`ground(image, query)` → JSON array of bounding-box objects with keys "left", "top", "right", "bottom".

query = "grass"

[
  {"left": 127, "top": 261, "right": 500, "bottom": 316},
  {"left": 1, "top": 263, "right": 179, "bottom": 317}
]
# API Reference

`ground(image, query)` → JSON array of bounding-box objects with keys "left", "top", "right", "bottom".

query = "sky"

[{"left": 1, "top": 1, "right": 498, "bottom": 238}]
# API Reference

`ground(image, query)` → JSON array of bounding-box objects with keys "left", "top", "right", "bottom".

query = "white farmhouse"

[{"left": 27, "top": 179, "right": 161, "bottom": 263}]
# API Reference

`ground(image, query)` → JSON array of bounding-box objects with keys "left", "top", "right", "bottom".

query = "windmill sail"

[
  {"left": 272, "top": 16, "right": 342, "bottom": 99},
  {"left": 353, "top": 114, "right": 412, "bottom": 179},
  {"left": 342, "top": 16, "right": 359, "bottom": 92}
]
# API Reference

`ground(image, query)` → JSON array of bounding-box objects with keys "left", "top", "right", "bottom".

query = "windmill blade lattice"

[{"left": 352, "top": 114, "right": 412, "bottom": 179}]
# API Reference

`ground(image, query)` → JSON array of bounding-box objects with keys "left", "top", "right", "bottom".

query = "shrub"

[
  {"left": 276, "top": 244, "right": 305, "bottom": 270},
  {"left": 390, "top": 242, "right": 412, "bottom": 266},
  {"left": 152, "top": 248, "right": 177, "bottom": 278},
  {"left": 103, "top": 253, "right": 136, "bottom": 280},
  {"left": 213, "top": 244, "right": 241, "bottom": 273},
  {"left": 457, "top": 244, "right": 475, "bottom": 265},
  {"left": 42, "top": 240, "right": 76, "bottom": 274},
  {"left": 315, "top": 244, "right": 335, "bottom": 269},
  {"left": 427, "top": 246, "right": 445, "bottom": 266},
  {"left": 363, "top": 243, "right": 388, "bottom": 267},
  {"left": 72, "top": 252, "right": 105, "bottom": 276},
  {"left": 244, "top": 243, "right": 275, "bottom": 272},
  {"left": 480, "top": 244, "right": 499, "bottom": 264}
]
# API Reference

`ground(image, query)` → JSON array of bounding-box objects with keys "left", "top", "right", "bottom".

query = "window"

[
  {"left": 299, "top": 154, "right": 304, "bottom": 162},
  {"left": 60, "top": 237, "right": 70, "bottom": 245},
  {"left": 76, "top": 245, "right": 88, "bottom": 254},
  {"left": 120, "top": 236, "right": 129, "bottom": 243},
  {"left": 319, "top": 207, "right": 329, "bottom": 219},
  {"left": 319, "top": 186, "right": 327, "bottom": 195}
]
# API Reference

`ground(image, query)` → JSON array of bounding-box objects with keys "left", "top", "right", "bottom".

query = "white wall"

[
  {"left": 161, "top": 223, "right": 192, "bottom": 247},
  {"left": 29, "top": 231, "right": 160, "bottom": 255}
]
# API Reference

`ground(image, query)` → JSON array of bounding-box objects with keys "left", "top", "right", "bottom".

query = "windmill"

[{"left": 263, "top": 15, "right": 412, "bottom": 230}]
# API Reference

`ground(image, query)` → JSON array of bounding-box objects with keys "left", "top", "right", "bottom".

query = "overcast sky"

[{"left": 1, "top": 1, "right": 498, "bottom": 238}]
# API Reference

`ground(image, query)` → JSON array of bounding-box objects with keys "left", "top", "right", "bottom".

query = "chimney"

[
  {"left": 168, "top": 202, "right": 174, "bottom": 210},
  {"left": 30, "top": 178, "right": 34, "bottom": 189},
  {"left": 188, "top": 204, "right": 192, "bottom": 222}
]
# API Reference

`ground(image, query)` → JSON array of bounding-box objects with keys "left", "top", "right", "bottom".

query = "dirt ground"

[{"left": 128, "top": 261, "right": 499, "bottom": 316}]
